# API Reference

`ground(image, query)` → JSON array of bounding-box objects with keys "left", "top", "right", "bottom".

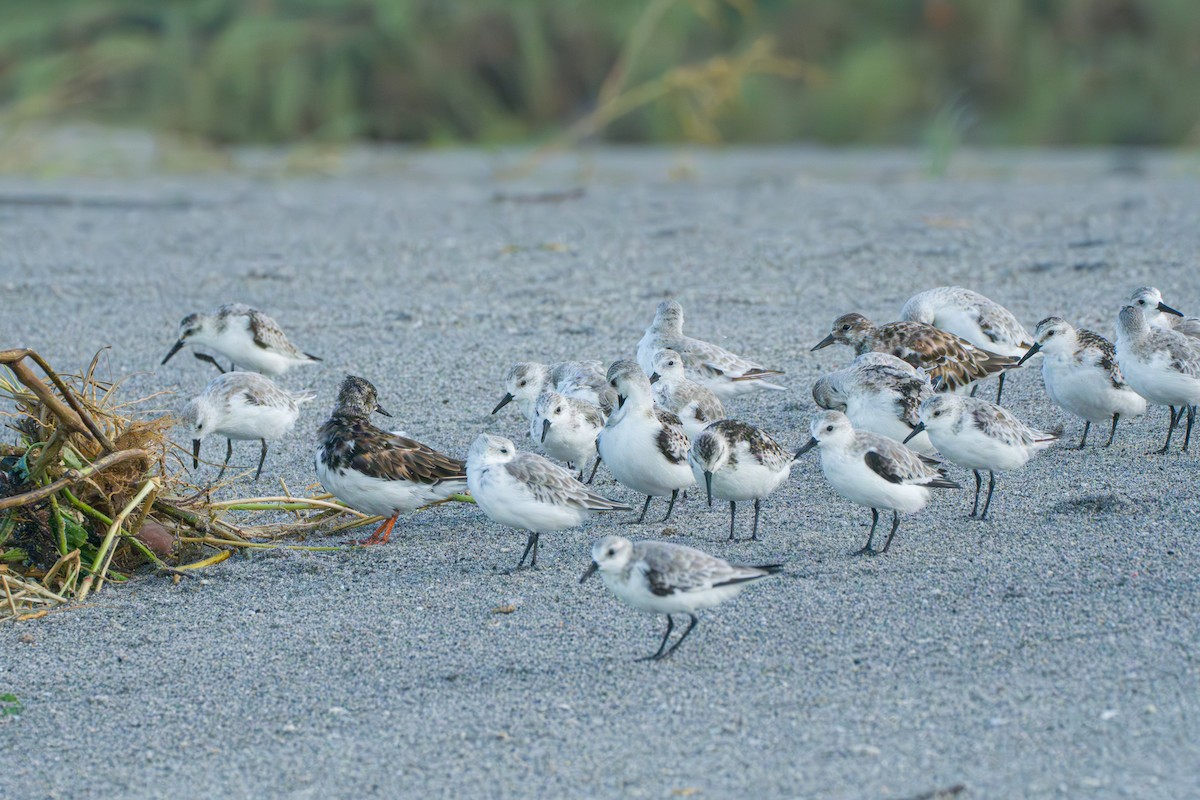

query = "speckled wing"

[
  {"left": 653, "top": 408, "right": 691, "bottom": 464},
  {"left": 679, "top": 337, "right": 783, "bottom": 382},
  {"left": 972, "top": 297, "right": 1034, "bottom": 350},
  {"left": 635, "top": 541, "right": 776, "bottom": 596},
  {"left": 505, "top": 453, "right": 630, "bottom": 511},
  {"left": 877, "top": 322, "right": 1014, "bottom": 392},
  {"left": 710, "top": 419, "right": 792, "bottom": 471},
  {"left": 1153, "top": 329, "right": 1200, "bottom": 379},
  {"left": 969, "top": 403, "right": 1056, "bottom": 448},
  {"left": 859, "top": 431, "right": 956, "bottom": 487},
  {"left": 344, "top": 423, "right": 467, "bottom": 485},
  {"left": 1075, "top": 329, "right": 1128, "bottom": 389},
  {"left": 554, "top": 360, "right": 616, "bottom": 413}
]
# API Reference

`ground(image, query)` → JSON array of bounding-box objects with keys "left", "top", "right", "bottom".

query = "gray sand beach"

[{"left": 2, "top": 149, "right": 1198, "bottom": 798}]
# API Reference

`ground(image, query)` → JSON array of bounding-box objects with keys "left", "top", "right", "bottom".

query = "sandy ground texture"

[{"left": 1, "top": 148, "right": 1198, "bottom": 799}]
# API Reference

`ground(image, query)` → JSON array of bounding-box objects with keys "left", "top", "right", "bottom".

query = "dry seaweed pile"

[{"left": 0, "top": 348, "right": 379, "bottom": 623}]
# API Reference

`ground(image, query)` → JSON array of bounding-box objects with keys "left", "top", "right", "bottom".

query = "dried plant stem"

[
  {"left": 0, "top": 349, "right": 116, "bottom": 450},
  {"left": 177, "top": 536, "right": 344, "bottom": 553},
  {"left": 0, "top": 449, "right": 150, "bottom": 511},
  {"left": 78, "top": 478, "right": 157, "bottom": 600}
]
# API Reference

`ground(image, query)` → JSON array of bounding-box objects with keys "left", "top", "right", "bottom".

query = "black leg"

[
  {"left": 1077, "top": 420, "right": 1090, "bottom": 450},
  {"left": 1157, "top": 406, "right": 1179, "bottom": 454},
  {"left": 856, "top": 508, "right": 879, "bottom": 555},
  {"left": 586, "top": 456, "right": 603, "bottom": 484},
  {"left": 979, "top": 470, "right": 997, "bottom": 520},
  {"left": 193, "top": 352, "right": 226, "bottom": 374},
  {"left": 995, "top": 371, "right": 1007, "bottom": 405},
  {"left": 214, "top": 438, "right": 234, "bottom": 482},
  {"left": 727, "top": 501, "right": 737, "bottom": 541},
  {"left": 1104, "top": 414, "right": 1119, "bottom": 448},
  {"left": 514, "top": 531, "right": 539, "bottom": 570},
  {"left": 660, "top": 613, "right": 699, "bottom": 659},
  {"left": 659, "top": 488, "right": 679, "bottom": 522},
  {"left": 637, "top": 495, "right": 652, "bottom": 523},
  {"left": 880, "top": 510, "right": 901, "bottom": 553},
  {"left": 751, "top": 497, "right": 761, "bottom": 542},
  {"left": 969, "top": 469, "right": 982, "bottom": 518},
  {"left": 1184, "top": 405, "right": 1196, "bottom": 452},
  {"left": 637, "top": 615, "right": 675, "bottom": 662},
  {"left": 255, "top": 439, "right": 268, "bottom": 481}
]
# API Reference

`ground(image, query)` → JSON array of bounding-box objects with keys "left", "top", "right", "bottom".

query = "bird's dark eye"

[
  {"left": 841, "top": 324, "right": 851, "bottom": 331},
  {"left": 825, "top": 425, "right": 834, "bottom": 432},
  {"left": 518, "top": 380, "right": 526, "bottom": 387},
  {"left": 1137, "top": 299, "right": 1145, "bottom": 305},
  {"left": 933, "top": 411, "right": 942, "bottom": 417},
  {"left": 606, "top": 547, "right": 615, "bottom": 556},
  {"left": 1046, "top": 331, "right": 1054, "bottom": 337},
  {"left": 500, "top": 447, "right": 508, "bottom": 454},
  {"left": 555, "top": 406, "right": 563, "bottom": 413}
]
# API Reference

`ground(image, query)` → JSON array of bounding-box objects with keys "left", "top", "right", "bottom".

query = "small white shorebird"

[
  {"left": 162, "top": 303, "right": 321, "bottom": 377},
  {"left": 580, "top": 535, "right": 781, "bottom": 661},
  {"left": 648, "top": 348, "right": 726, "bottom": 440},
  {"left": 467, "top": 434, "right": 631, "bottom": 570},
  {"left": 796, "top": 411, "right": 958, "bottom": 555},
  {"left": 900, "top": 286, "right": 1033, "bottom": 403},
  {"left": 812, "top": 313, "right": 1016, "bottom": 394},
  {"left": 182, "top": 372, "right": 313, "bottom": 482},
  {"left": 636, "top": 300, "right": 785, "bottom": 400},
  {"left": 688, "top": 420, "right": 797, "bottom": 541},
  {"left": 491, "top": 361, "right": 615, "bottom": 419},
  {"left": 315, "top": 376, "right": 467, "bottom": 546},
  {"left": 1128, "top": 286, "right": 1200, "bottom": 339},
  {"left": 596, "top": 361, "right": 695, "bottom": 523},
  {"left": 1018, "top": 317, "right": 1146, "bottom": 448},
  {"left": 531, "top": 390, "right": 605, "bottom": 479},
  {"left": 1115, "top": 304, "right": 1200, "bottom": 453},
  {"left": 906, "top": 394, "right": 1056, "bottom": 521},
  {"left": 812, "top": 352, "right": 936, "bottom": 455}
]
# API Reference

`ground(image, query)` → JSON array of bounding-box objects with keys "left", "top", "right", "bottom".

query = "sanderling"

[
  {"left": 1128, "top": 286, "right": 1200, "bottom": 339},
  {"left": 906, "top": 394, "right": 1056, "bottom": 520},
  {"left": 811, "top": 352, "right": 936, "bottom": 455},
  {"left": 491, "top": 360, "right": 615, "bottom": 419},
  {"left": 162, "top": 303, "right": 321, "bottom": 377},
  {"left": 796, "top": 410, "right": 958, "bottom": 554},
  {"left": 182, "top": 371, "right": 313, "bottom": 482},
  {"left": 1115, "top": 304, "right": 1200, "bottom": 453},
  {"left": 648, "top": 348, "right": 726, "bottom": 440},
  {"left": 467, "top": 434, "right": 631, "bottom": 570},
  {"left": 1018, "top": 317, "right": 1146, "bottom": 448},
  {"left": 580, "top": 534, "right": 781, "bottom": 661},
  {"left": 688, "top": 419, "right": 796, "bottom": 541},
  {"left": 812, "top": 313, "right": 1016, "bottom": 394},
  {"left": 900, "top": 286, "right": 1033, "bottom": 403},
  {"left": 531, "top": 390, "right": 605, "bottom": 479},
  {"left": 315, "top": 376, "right": 467, "bottom": 545},
  {"left": 596, "top": 360, "right": 695, "bottom": 522},
  {"left": 636, "top": 300, "right": 785, "bottom": 400}
]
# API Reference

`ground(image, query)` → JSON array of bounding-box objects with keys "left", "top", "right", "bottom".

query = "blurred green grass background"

[{"left": 2, "top": 0, "right": 1198, "bottom": 147}]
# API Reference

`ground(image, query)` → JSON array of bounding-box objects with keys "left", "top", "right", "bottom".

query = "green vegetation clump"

[{"left": 1, "top": 0, "right": 1198, "bottom": 146}]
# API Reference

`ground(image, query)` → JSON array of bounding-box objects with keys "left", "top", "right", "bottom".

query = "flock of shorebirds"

[{"left": 165, "top": 285, "right": 1200, "bottom": 660}]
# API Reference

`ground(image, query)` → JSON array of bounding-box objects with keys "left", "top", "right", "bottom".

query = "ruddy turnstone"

[
  {"left": 580, "top": 534, "right": 781, "bottom": 661},
  {"left": 315, "top": 376, "right": 467, "bottom": 545}
]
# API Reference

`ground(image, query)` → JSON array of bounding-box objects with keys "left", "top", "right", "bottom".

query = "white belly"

[
  {"left": 821, "top": 449, "right": 930, "bottom": 514},
  {"left": 693, "top": 460, "right": 791, "bottom": 502},
  {"left": 1042, "top": 359, "right": 1147, "bottom": 422},
  {"left": 598, "top": 420, "right": 694, "bottom": 497},
  {"left": 317, "top": 458, "right": 462, "bottom": 517}
]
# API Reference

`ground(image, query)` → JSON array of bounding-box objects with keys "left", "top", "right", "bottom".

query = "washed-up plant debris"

[{"left": 0, "top": 348, "right": 448, "bottom": 623}]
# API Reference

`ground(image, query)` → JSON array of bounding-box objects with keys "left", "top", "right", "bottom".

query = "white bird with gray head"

[
  {"left": 689, "top": 419, "right": 796, "bottom": 541},
  {"left": 162, "top": 303, "right": 321, "bottom": 377},
  {"left": 182, "top": 371, "right": 313, "bottom": 482},
  {"left": 812, "top": 352, "right": 936, "bottom": 455},
  {"left": 649, "top": 348, "right": 726, "bottom": 440},
  {"left": 1115, "top": 303, "right": 1200, "bottom": 453},
  {"left": 1128, "top": 286, "right": 1200, "bottom": 340},
  {"left": 531, "top": 390, "right": 605, "bottom": 479},
  {"left": 580, "top": 535, "right": 781, "bottom": 661}
]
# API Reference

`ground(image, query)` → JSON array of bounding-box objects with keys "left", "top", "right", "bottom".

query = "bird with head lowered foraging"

[
  {"left": 595, "top": 360, "right": 695, "bottom": 523},
  {"left": 580, "top": 535, "right": 781, "bottom": 661},
  {"left": 162, "top": 303, "right": 321, "bottom": 377},
  {"left": 906, "top": 394, "right": 1056, "bottom": 521},
  {"left": 1114, "top": 303, "right": 1200, "bottom": 453},
  {"left": 467, "top": 434, "right": 631, "bottom": 570},
  {"left": 812, "top": 352, "right": 936, "bottom": 455},
  {"left": 900, "top": 286, "right": 1033, "bottom": 403},
  {"left": 649, "top": 348, "right": 726, "bottom": 440},
  {"left": 812, "top": 313, "right": 1016, "bottom": 395},
  {"left": 1018, "top": 317, "right": 1146, "bottom": 449},
  {"left": 797, "top": 411, "right": 959, "bottom": 555},
  {"left": 636, "top": 300, "right": 785, "bottom": 401},
  {"left": 491, "top": 360, "right": 615, "bottom": 419},
  {"left": 315, "top": 376, "right": 468, "bottom": 546},
  {"left": 688, "top": 419, "right": 797, "bottom": 542},
  {"left": 182, "top": 372, "right": 313, "bottom": 483}
]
